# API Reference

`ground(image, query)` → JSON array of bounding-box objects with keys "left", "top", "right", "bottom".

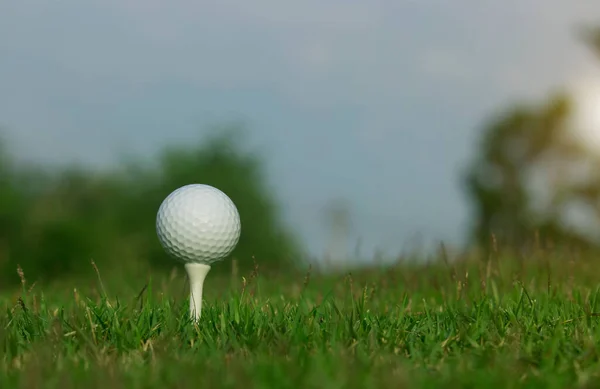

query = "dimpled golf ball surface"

[{"left": 156, "top": 184, "right": 241, "bottom": 264}]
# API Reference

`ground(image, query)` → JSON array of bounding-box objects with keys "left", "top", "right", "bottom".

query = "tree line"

[{"left": 0, "top": 127, "right": 301, "bottom": 288}]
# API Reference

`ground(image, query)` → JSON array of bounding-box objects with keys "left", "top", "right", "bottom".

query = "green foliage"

[
  {"left": 463, "top": 92, "right": 600, "bottom": 253},
  {"left": 580, "top": 25, "right": 600, "bottom": 59},
  {"left": 464, "top": 33, "right": 600, "bottom": 252},
  {"left": 3, "top": 253, "right": 600, "bottom": 388},
  {"left": 465, "top": 95, "right": 578, "bottom": 248},
  {"left": 120, "top": 126, "right": 301, "bottom": 270},
  {"left": 0, "top": 126, "right": 301, "bottom": 288}
]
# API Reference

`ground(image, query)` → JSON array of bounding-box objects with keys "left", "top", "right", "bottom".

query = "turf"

[{"left": 2, "top": 252, "right": 600, "bottom": 388}]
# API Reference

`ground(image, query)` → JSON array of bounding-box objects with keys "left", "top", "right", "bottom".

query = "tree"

[
  {"left": 464, "top": 32, "right": 600, "bottom": 252},
  {"left": 0, "top": 125, "right": 302, "bottom": 288},
  {"left": 465, "top": 96, "right": 572, "bottom": 249},
  {"left": 581, "top": 26, "right": 600, "bottom": 58},
  {"left": 117, "top": 126, "right": 302, "bottom": 273}
]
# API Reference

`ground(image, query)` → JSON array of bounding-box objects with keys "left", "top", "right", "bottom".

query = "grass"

[{"left": 3, "top": 249, "right": 600, "bottom": 388}]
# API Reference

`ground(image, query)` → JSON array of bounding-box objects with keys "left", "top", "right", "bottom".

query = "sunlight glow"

[{"left": 570, "top": 76, "right": 600, "bottom": 152}]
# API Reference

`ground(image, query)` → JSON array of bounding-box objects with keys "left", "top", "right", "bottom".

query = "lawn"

[{"left": 2, "top": 251, "right": 600, "bottom": 388}]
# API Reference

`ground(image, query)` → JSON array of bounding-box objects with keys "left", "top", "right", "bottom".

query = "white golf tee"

[{"left": 184, "top": 263, "right": 211, "bottom": 321}]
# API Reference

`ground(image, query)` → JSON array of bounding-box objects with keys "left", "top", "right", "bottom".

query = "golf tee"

[{"left": 184, "top": 263, "right": 211, "bottom": 321}]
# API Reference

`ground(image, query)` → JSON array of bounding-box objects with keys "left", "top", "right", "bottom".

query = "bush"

[{"left": 0, "top": 126, "right": 302, "bottom": 288}]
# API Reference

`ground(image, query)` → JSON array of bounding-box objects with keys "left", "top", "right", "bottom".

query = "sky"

[{"left": 1, "top": 1, "right": 600, "bottom": 260}]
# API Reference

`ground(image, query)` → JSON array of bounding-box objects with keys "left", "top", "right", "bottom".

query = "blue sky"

[{"left": 1, "top": 1, "right": 600, "bottom": 259}]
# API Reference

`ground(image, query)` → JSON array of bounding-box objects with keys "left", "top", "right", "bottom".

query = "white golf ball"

[{"left": 156, "top": 184, "right": 241, "bottom": 264}]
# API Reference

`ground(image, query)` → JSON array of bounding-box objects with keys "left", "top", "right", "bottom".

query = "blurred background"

[{"left": 1, "top": 2, "right": 600, "bottom": 288}]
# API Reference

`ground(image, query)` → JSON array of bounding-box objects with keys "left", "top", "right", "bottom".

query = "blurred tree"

[
  {"left": 116, "top": 125, "right": 302, "bottom": 274},
  {"left": 20, "top": 168, "right": 122, "bottom": 278},
  {"left": 464, "top": 32, "right": 600, "bottom": 252},
  {"left": 464, "top": 96, "right": 574, "bottom": 249},
  {"left": 581, "top": 26, "right": 600, "bottom": 58},
  {"left": 0, "top": 140, "right": 25, "bottom": 274},
  {"left": 0, "top": 125, "right": 302, "bottom": 288},
  {"left": 322, "top": 199, "right": 352, "bottom": 269}
]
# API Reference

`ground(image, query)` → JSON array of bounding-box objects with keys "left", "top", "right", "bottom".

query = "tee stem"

[{"left": 184, "top": 263, "right": 211, "bottom": 322}]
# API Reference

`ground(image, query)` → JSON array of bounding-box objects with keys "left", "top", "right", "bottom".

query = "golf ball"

[{"left": 156, "top": 184, "right": 241, "bottom": 264}]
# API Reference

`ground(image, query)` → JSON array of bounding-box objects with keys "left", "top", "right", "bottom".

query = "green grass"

[{"left": 3, "top": 252, "right": 600, "bottom": 388}]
